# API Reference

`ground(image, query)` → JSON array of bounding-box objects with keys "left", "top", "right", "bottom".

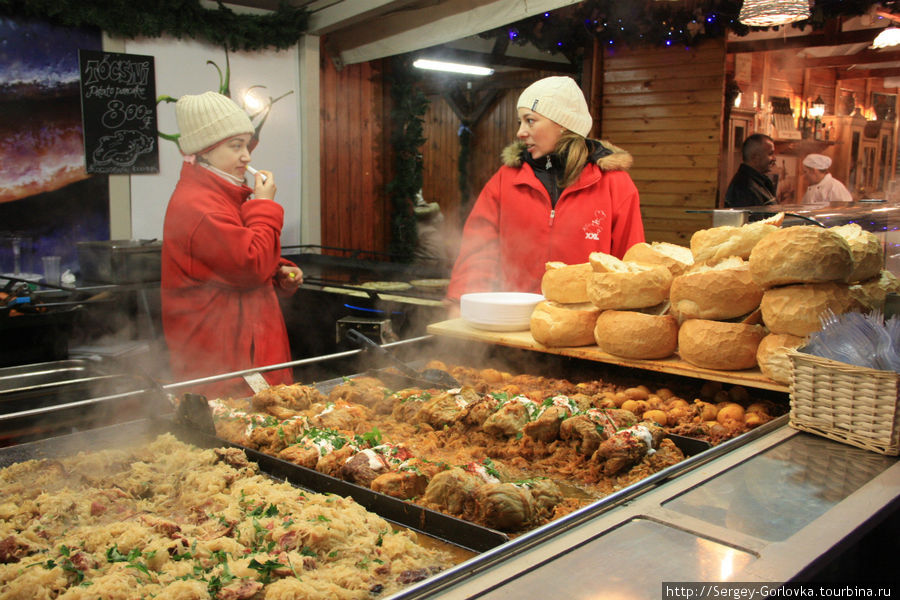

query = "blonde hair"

[{"left": 555, "top": 132, "right": 590, "bottom": 189}]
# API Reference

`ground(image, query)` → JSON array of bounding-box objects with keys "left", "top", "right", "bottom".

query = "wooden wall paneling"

[
  {"left": 319, "top": 58, "right": 389, "bottom": 255},
  {"left": 320, "top": 52, "right": 339, "bottom": 252},
  {"left": 602, "top": 40, "right": 727, "bottom": 245},
  {"left": 422, "top": 96, "right": 458, "bottom": 214}
]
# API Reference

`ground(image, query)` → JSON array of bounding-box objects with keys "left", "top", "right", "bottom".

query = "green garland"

[
  {"left": 386, "top": 56, "right": 430, "bottom": 263},
  {"left": 0, "top": 0, "right": 308, "bottom": 51}
]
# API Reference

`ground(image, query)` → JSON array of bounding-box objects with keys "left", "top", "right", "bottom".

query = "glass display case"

[{"left": 715, "top": 202, "right": 900, "bottom": 276}]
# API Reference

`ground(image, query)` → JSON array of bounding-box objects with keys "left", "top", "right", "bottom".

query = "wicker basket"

[{"left": 787, "top": 349, "right": 900, "bottom": 455}]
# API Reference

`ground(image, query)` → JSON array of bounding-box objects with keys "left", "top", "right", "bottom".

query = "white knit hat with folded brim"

[
  {"left": 175, "top": 91, "right": 254, "bottom": 155},
  {"left": 516, "top": 76, "right": 592, "bottom": 137}
]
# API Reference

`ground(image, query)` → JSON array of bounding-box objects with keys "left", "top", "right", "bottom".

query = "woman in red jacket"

[
  {"left": 161, "top": 91, "right": 302, "bottom": 397},
  {"left": 446, "top": 76, "right": 645, "bottom": 307}
]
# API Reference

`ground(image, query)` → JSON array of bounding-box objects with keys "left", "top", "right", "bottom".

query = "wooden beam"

[
  {"left": 490, "top": 34, "right": 510, "bottom": 61},
  {"left": 307, "top": 0, "right": 419, "bottom": 36},
  {"left": 837, "top": 67, "right": 900, "bottom": 79},
  {"left": 802, "top": 48, "right": 900, "bottom": 68},
  {"left": 327, "top": 0, "right": 583, "bottom": 66},
  {"left": 728, "top": 28, "right": 880, "bottom": 53}
]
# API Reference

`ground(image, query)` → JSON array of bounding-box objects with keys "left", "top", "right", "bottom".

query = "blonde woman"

[{"left": 446, "top": 76, "right": 644, "bottom": 306}]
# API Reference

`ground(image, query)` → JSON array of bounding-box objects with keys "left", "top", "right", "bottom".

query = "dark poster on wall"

[{"left": 78, "top": 49, "right": 159, "bottom": 174}]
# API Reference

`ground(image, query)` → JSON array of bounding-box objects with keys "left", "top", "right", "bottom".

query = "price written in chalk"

[
  {"left": 78, "top": 49, "right": 160, "bottom": 175},
  {"left": 100, "top": 100, "right": 155, "bottom": 130}
]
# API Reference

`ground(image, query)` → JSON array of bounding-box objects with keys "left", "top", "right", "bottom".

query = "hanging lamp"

[
  {"left": 808, "top": 96, "right": 826, "bottom": 118},
  {"left": 872, "top": 26, "right": 900, "bottom": 49},
  {"left": 739, "top": 0, "right": 811, "bottom": 27}
]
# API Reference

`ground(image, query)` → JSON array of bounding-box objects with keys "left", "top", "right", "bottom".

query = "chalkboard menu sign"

[{"left": 78, "top": 49, "right": 159, "bottom": 174}]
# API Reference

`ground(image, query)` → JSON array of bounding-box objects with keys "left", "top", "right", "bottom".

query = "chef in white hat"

[{"left": 802, "top": 153, "right": 852, "bottom": 206}]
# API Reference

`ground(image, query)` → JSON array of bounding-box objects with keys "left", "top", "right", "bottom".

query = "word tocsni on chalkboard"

[{"left": 78, "top": 49, "right": 159, "bottom": 174}]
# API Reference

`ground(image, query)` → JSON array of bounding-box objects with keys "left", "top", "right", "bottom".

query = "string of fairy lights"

[{"left": 483, "top": 0, "right": 883, "bottom": 55}]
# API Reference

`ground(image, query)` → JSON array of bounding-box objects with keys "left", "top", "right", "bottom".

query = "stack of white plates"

[{"left": 460, "top": 292, "right": 544, "bottom": 331}]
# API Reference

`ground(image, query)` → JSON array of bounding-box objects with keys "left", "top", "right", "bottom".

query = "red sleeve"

[
  {"left": 607, "top": 171, "right": 645, "bottom": 259},
  {"left": 446, "top": 170, "right": 504, "bottom": 303},
  {"left": 190, "top": 198, "right": 285, "bottom": 289}
]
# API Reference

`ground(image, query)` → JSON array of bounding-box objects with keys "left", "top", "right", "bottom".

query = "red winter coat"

[
  {"left": 161, "top": 162, "right": 295, "bottom": 397},
  {"left": 446, "top": 140, "right": 645, "bottom": 302}
]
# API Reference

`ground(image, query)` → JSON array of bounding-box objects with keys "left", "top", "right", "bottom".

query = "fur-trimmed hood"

[{"left": 500, "top": 139, "right": 633, "bottom": 172}]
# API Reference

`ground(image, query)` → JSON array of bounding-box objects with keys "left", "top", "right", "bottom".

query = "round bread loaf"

[
  {"left": 593, "top": 310, "right": 678, "bottom": 359},
  {"left": 850, "top": 270, "right": 900, "bottom": 312},
  {"left": 690, "top": 212, "right": 784, "bottom": 264},
  {"left": 530, "top": 300, "right": 600, "bottom": 347},
  {"left": 756, "top": 333, "right": 805, "bottom": 385},
  {"left": 623, "top": 241, "right": 694, "bottom": 277},
  {"left": 586, "top": 266, "right": 673, "bottom": 310},
  {"left": 760, "top": 282, "right": 861, "bottom": 337},
  {"left": 540, "top": 262, "right": 592, "bottom": 303},
  {"left": 829, "top": 223, "right": 884, "bottom": 283},
  {"left": 669, "top": 257, "right": 763, "bottom": 321},
  {"left": 677, "top": 319, "right": 766, "bottom": 370},
  {"left": 748, "top": 226, "right": 853, "bottom": 288}
]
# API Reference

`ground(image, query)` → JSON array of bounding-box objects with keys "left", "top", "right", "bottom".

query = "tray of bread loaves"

[{"left": 430, "top": 214, "right": 899, "bottom": 394}]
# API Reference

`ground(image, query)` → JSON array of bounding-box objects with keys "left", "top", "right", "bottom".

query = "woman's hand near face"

[{"left": 254, "top": 170, "right": 276, "bottom": 200}]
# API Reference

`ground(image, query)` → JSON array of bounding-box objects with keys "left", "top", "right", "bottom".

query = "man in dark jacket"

[{"left": 724, "top": 133, "right": 778, "bottom": 207}]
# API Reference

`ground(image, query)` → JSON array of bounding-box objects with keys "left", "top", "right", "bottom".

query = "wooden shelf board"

[{"left": 427, "top": 319, "right": 789, "bottom": 394}]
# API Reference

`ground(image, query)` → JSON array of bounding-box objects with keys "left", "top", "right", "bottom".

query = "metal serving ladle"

[{"left": 345, "top": 328, "right": 460, "bottom": 388}]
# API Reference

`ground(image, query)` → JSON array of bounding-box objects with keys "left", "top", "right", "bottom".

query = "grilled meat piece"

[
  {"left": 473, "top": 482, "right": 535, "bottom": 531},
  {"left": 559, "top": 414, "right": 605, "bottom": 455},
  {"left": 312, "top": 402, "right": 374, "bottom": 432},
  {"left": 521, "top": 478, "right": 563, "bottom": 516},
  {"left": 371, "top": 470, "right": 429, "bottom": 499},
  {"left": 0, "top": 536, "right": 30, "bottom": 564},
  {"left": 594, "top": 422, "right": 665, "bottom": 475},
  {"left": 252, "top": 384, "right": 324, "bottom": 419},
  {"left": 214, "top": 447, "right": 251, "bottom": 469},
  {"left": 423, "top": 468, "right": 484, "bottom": 515},
  {"left": 415, "top": 387, "right": 479, "bottom": 428},
  {"left": 315, "top": 445, "right": 356, "bottom": 478},
  {"left": 249, "top": 425, "right": 288, "bottom": 454},
  {"left": 342, "top": 449, "right": 391, "bottom": 487},
  {"left": 277, "top": 442, "right": 321, "bottom": 469},
  {"left": 460, "top": 394, "right": 500, "bottom": 427},
  {"left": 560, "top": 408, "right": 640, "bottom": 455},
  {"left": 328, "top": 376, "right": 391, "bottom": 412},
  {"left": 482, "top": 397, "right": 537, "bottom": 437},
  {"left": 522, "top": 406, "right": 566, "bottom": 443},
  {"left": 216, "top": 579, "right": 263, "bottom": 600},
  {"left": 391, "top": 391, "right": 431, "bottom": 423}
]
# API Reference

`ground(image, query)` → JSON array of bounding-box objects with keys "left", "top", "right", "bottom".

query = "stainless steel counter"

[{"left": 392, "top": 422, "right": 898, "bottom": 598}]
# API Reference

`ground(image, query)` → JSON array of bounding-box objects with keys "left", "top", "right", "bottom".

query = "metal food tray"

[
  {"left": 0, "top": 417, "right": 507, "bottom": 554},
  {"left": 76, "top": 239, "right": 161, "bottom": 283},
  {"left": 0, "top": 338, "right": 792, "bottom": 597}
]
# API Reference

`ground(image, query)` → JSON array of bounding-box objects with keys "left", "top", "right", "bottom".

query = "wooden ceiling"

[
  {"left": 220, "top": 0, "right": 900, "bottom": 81},
  {"left": 221, "top": 0, "right": 583, "bottom": 66}
]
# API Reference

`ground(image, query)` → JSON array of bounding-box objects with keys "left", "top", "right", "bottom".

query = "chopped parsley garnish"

[
  {"left": 354, "top": 427, "right": 382, "bottom": 448},
  {"left": 481, "top": 458, "right": 501, "bottom": 479},
  {"left": 248, "top": 558, "right": 285, "bottom": 584},
  {"left": 249, "top": 503, "right": 279, "bottom": 518}
]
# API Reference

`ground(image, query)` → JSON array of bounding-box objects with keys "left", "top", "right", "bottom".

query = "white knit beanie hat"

[
  {"left": 175, "top": 91, "right": 254, "bottom": 155},
  {"left": 516, "top": 76, "right": 592, "bottom": 137}
]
